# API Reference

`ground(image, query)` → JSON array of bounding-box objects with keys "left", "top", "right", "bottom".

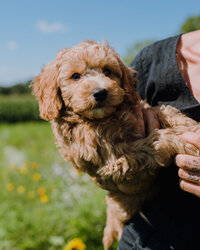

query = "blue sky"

[{"left": 0, "top": 0, "right": 200, "bottom": 86}]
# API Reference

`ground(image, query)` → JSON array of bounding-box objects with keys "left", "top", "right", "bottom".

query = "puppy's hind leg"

[
  {"left": 103, "top": 209, "right": 122, "bottom": 250},
  {"left": 103, "top": 195, "right": 124, "bottom": 250},
  {"left": 103, "top": 192, "right": 140, "bottom": 250}
]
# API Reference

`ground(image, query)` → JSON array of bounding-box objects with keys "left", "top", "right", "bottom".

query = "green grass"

[
  {"left": 0, "top": 122, "right": 117, "bottom": 250},
  {"left": 0, "top": 95, "right": 40, "bottom": 122}
]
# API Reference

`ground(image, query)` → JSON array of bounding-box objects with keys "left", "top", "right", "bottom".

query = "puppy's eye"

[
  {"left": 71, "top": 73, "right": 81, "bottom": 80},
  {"left": 103, "top": 68, "right": 111, "bottom": 77}
]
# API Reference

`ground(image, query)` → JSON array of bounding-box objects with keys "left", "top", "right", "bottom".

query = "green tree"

[
  {"left": 123, "top": 40, "right": 154, "bottom": 66},
  {"left": 181, "top": 15, "right": 200, "bottom": 33}
]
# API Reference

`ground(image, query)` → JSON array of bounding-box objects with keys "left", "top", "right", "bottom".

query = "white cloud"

[
  {"left": 7, "top": 41, "right": 17, "bottom": 50},
  {"left": 36, "top": 20, "right": 67, "bottom": 34}
]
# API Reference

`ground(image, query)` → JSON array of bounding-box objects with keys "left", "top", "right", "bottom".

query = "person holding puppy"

[{"left": 118, "top": 30, "right": 200, "bottom": 250}]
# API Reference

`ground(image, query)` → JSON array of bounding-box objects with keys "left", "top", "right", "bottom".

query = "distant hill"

[{"left": 0, "top": 81, "right": 32, "bottom": 95}]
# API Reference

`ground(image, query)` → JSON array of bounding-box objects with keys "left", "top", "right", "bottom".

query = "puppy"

[{"left": 32, "top": 40, "right": 200, "bottom": 249}]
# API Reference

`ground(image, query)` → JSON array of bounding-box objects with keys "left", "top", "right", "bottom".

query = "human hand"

[
  {"left": 142, "top": 108, "right": 160, "bottom": 135},
  {"left": 175, "top": 132, "right": 200, "bottom": 197},
  {"left": 132, "top": 105, "right": 160, "bottom": 137}
]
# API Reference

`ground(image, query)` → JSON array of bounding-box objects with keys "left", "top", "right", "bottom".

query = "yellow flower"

[
  {"left": 20, "top": 166, "right": 28, "bottom": 174},
  {"left": 63, "top": 238, "right": 86, "bottom": 250},
  {"left": 6, "top": 183, "right": 14, "bottom": 191},
  {"left": 37, "top": 187, "right": 46, "bottom": 195},
  {"left": 31, "top": 162, "right": 38, "bottom": 169},
  {"left": 33, "top": 173, "right": 41, "bottom": 181},
  {"left": 17, "top": 186, "right": 26, "bottom": 194},
  {"left": 40, "top": 194, "right": 49, "bottom": 203},
  {"left": 28, "top": 191, "right": 35, "bottom": 199}
]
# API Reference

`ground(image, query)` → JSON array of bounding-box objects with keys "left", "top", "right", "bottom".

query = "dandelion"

[
  {"left": 63, "top": 238, "right": 86, "bottom": 250},
  {"left": 28, "top": 191, "right": 35, "bottom": 199},
  {"left": 31, "top": 162, "right": 38, "bottom": 169},
  {"left": 20, "top": 165, "right": 28, "bottom": 174},
  {"left": 37, "top": 187, "right": 46, "bottom": 195},
  {"left": 33, "top": 173, "right": 41, "bottom": 181},
  {"left": 17, "top": 186, "right": 26, "bottom": 194},
  {"left": 40, "top": 194, "right": 49, "bottom": 203},
  {"left": 6, "top": 183, "right": 14, "bottom": 191}
]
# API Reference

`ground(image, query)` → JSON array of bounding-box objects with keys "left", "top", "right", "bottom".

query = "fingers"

[
  {"left": 132, "top": 106, "right": 160, "bottom": 137},
  {"left": 142, "top": 108, "right": 160, "bottom": 135},
  {"left": 179, "top": 180, "right": 200, "bottom": 197},
  {"left": 175, "top": 154, "right": 200, "bottom": 172},
  {"left": 132, "top": 105, "right": 146, "bottom": 137},
  {"left": 175, "top": 154, "right": 200, "bottom": 197},
  {"left": 178, "top": 168, "right": 200, "bottom": 184}
]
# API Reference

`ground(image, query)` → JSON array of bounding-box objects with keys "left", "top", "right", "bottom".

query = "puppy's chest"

[
  {"left": 95, "top": 111, "right": 141, "bottom": 154},
  {"left": 53, "top": 111, "right": 141, "bottom": 167}
]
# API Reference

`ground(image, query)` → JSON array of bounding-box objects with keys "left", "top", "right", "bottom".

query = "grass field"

[{"left": 0, "top": 122, "right": 117, "bottom": 250}]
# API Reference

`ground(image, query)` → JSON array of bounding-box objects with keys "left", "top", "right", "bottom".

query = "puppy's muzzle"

[{"left": 93, "top": 88, "right": 108, "bottom": 102}]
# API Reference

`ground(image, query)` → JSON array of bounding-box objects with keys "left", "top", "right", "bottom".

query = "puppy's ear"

[
  {"left": 32, "top": 60, "right": 63, "bottom": 120},
  {"left": 117, "top": 56, "right": 141, "bottom": 105}
]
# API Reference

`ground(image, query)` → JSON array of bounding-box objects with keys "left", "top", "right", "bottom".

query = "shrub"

[{"left": 0, "top": 82, "right": 32, "bottom": 95}]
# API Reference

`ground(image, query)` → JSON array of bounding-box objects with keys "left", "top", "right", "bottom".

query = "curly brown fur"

[{"left": 32, "top": 41, "right": 200, "bottom": 250}]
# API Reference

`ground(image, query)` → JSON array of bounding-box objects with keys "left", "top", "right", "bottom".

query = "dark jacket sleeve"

[{"left": 119, "top": 35, "right": 200, "bottom": 250}]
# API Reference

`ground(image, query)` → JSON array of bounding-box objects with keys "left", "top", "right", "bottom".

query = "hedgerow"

[{"left": 0, "top": 95, "right": 41, "bottom": 122}]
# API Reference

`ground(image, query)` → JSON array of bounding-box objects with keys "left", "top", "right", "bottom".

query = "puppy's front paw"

[
  {"left": 98, "top": 156, "right": 130, "bottom": 183},
  {"left": 112, "top": 156, "right": 129, "bottom": 182}
]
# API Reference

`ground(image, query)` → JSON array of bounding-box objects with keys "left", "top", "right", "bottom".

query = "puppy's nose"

[{"left": 93, "top": 89, "right": 108, "bottom": 102}]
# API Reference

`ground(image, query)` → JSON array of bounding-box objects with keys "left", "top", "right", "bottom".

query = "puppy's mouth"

[{"left": 94, "top": 101, "right": 106, "bottom": 109}]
